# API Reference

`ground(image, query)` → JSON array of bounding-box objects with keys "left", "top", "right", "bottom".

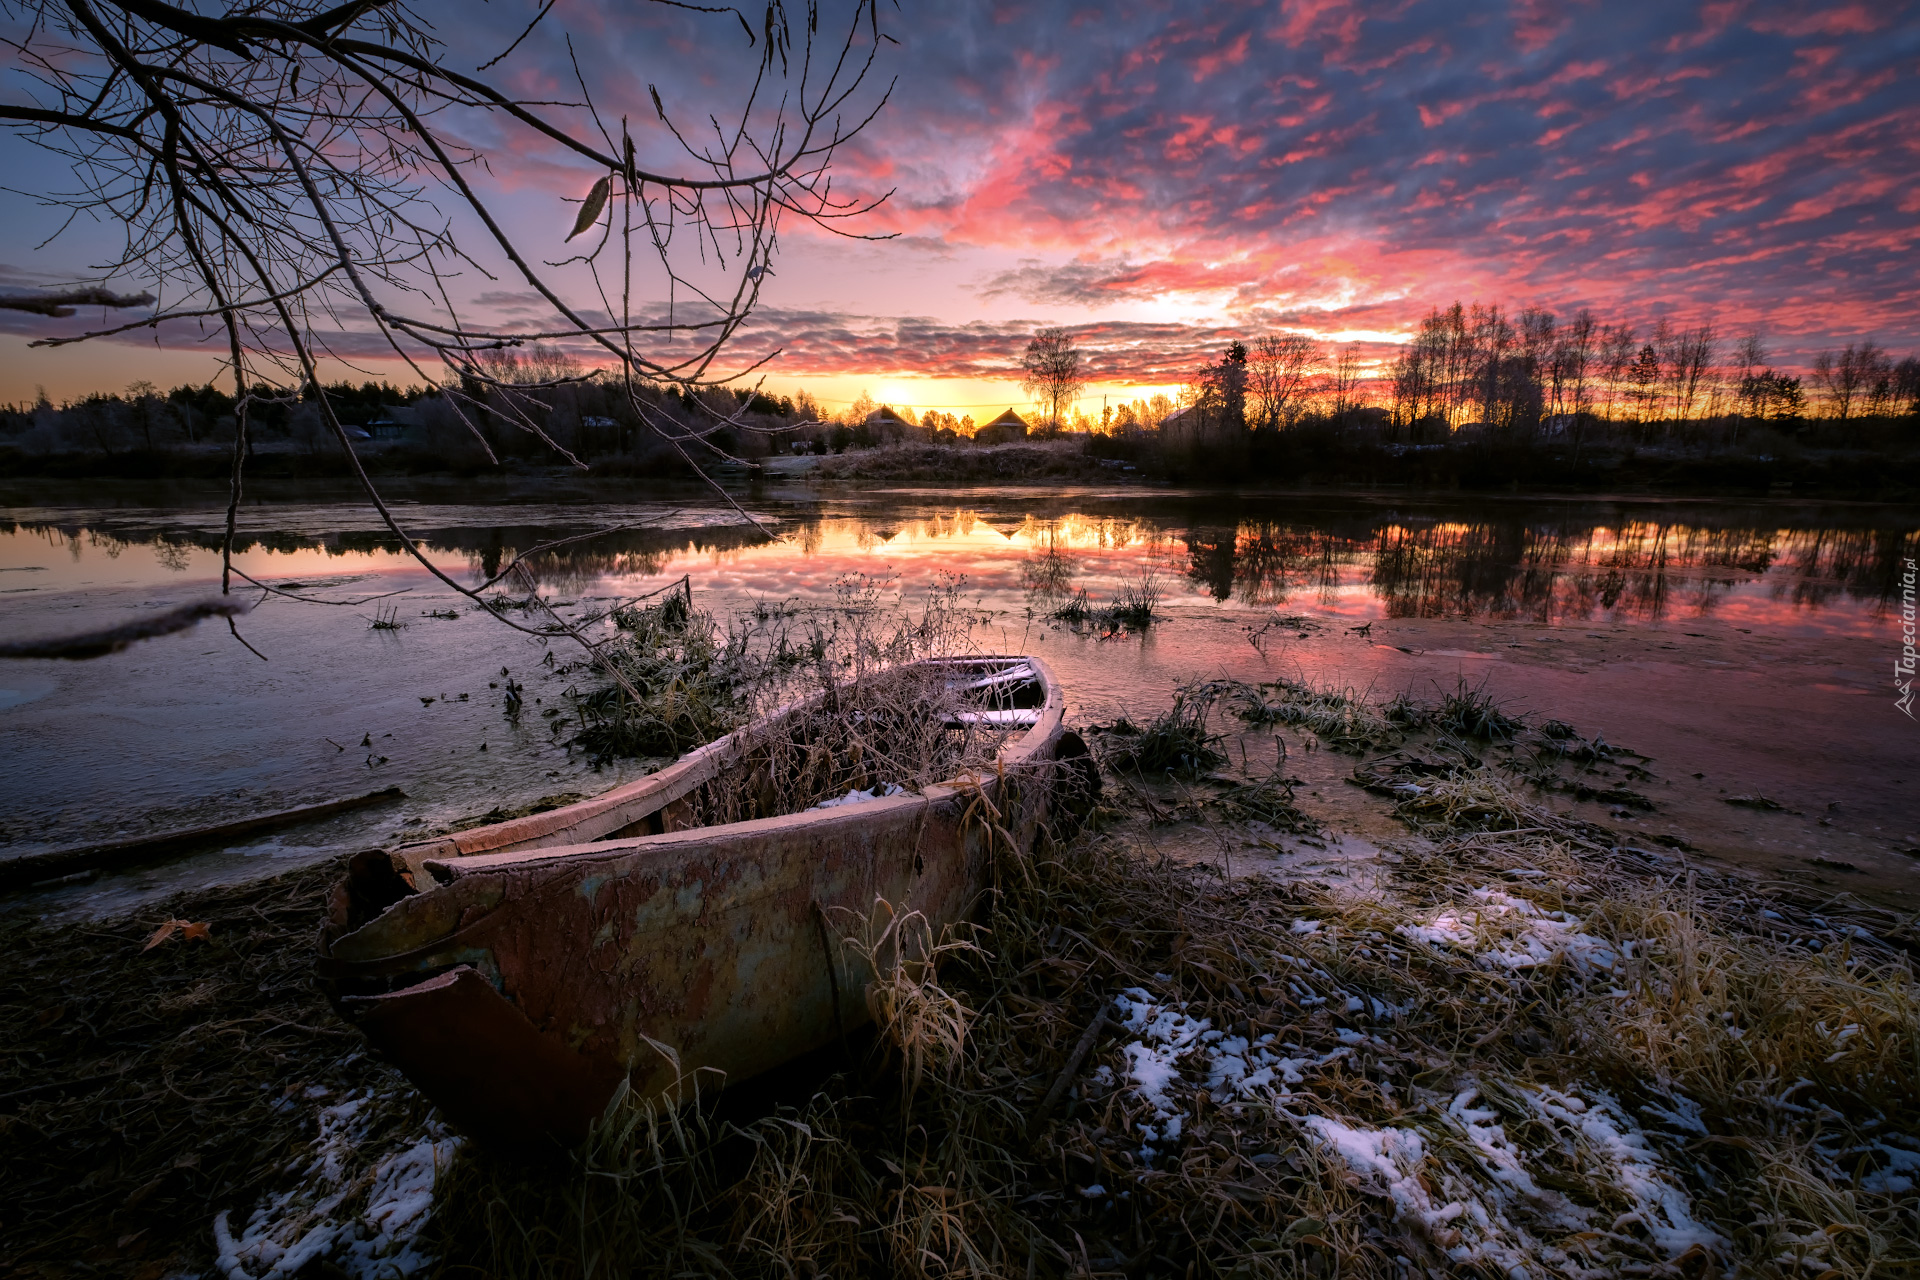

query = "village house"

[
  {"left": 862, "top": 404, "right": 929, "bottom": 444},
  {"left": 973, "top": 407, "right": 1029, "bottom": 445},
  {"left": 363, "top": 405, "right": 421, "bottom": 443}
]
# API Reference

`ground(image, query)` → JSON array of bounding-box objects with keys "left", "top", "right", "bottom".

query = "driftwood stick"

[
  {"left": 0, "top": 787, "right": 407, "bottom": 890},
  {"left": 1031, "top": 1005, "right": 1108, "bottom": 1133},
  {"left": 0, "top": 1070, "right": 128, "bottom": 1109},
  {"left": 0, "top": 598, "right": 250, "bottom": 660}
]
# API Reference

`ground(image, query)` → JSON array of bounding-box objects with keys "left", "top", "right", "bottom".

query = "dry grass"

[
  {"left": 1227, "top": 677, "right": 1403, "bottom": 752},
  {"left": 572, "top": 573, "right": 988, "bottom": 773},
  {"left": 8, "top": 682, "right": 1918, "bottom": 1280},
  {"left": 670, "top": 662, "right": 1018, "bottom": 826},
  {"left": 839, "top": 901, "right": 980, "bottom": 1101},
  {"left": 422, "top": 679, "right": 1919, "bottom": 1280}
]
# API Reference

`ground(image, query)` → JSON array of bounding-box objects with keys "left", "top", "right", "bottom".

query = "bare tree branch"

[{"left": 0, "top": 0, "right": 894, "bottom": 660}]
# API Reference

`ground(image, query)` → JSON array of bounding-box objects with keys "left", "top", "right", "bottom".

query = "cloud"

[
  {"left": 740, "top": 307, "right": 1256, "bottom": 384},
  {"left": 816, "top": 0, "right": 1920, "bottom": 357},
  {"left": 0, "top": 302, "right": 1246, "bottom": 390},
  {"left": 469, "top": 291, "right": 551, "bottom": 313},
  {"left": 6, "top": 0, "right": 1915, "bottom": 396},
  {"left": 517, "top": 0, "right": 1920, "bottom": 364},
  {"left": 0, "top": 263, "right": 69, "bottom": 288},
  {"left": 977, "top": 257, "right": 1160, "bottom": 306}
]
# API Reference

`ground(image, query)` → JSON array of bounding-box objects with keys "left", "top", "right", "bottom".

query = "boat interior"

[{"left": 326, "top": 657, "right": 1058, "bottom": 936}]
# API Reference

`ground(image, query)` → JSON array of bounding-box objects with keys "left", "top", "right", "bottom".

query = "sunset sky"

[{"left": 1, "top": 0, "right": 1915, "bottom": 411}]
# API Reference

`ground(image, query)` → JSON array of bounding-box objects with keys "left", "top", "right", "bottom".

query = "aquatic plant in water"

[
  {"left": 1094, "top": 680, "right": 1225, "bottom": 775},
  {"left": 1049, "top": 569, "right": 1163, "bottom": 633}
]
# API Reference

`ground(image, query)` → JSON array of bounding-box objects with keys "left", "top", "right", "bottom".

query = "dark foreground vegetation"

[
  {"left": 5, "top": 673, "right": 1918, "bottom": 1280},
  {"left": 0, "top": 372, "right": 824, "bottom": 483},
  {"left": 6, "top": 349, "right": 1917, "bottom": 498},
  {"left": 810, "top": 420, "right": 1920, "bottom": 498}
]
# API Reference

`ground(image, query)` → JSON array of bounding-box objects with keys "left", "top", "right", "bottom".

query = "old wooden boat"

[{"left": 317, "top": 655, "right": 1092, "bottom": 1149}]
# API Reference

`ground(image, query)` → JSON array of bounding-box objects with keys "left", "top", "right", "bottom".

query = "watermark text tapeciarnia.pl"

[{"left": 1898, "top": 556, "right": 1916, "bottom": 719}]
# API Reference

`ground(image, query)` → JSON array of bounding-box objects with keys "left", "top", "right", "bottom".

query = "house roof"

[
  {"left": 983, "top": 408, "right": 1028, "bottom": 428},
  {"left": 863, "top": 405, "right": 911, "bottom": 425}
]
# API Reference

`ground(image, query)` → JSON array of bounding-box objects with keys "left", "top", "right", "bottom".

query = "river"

[{"left": 3, "top": 476, "right": 1915, "bottom": 915}]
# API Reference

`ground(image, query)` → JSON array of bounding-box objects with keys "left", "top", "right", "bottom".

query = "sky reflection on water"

[
  {"left": 1, "top": 490, "right": 1913, "bottom": 919},
  {"left": 496, "top": 508, "right": 1914, "bottom": 640},
  {"left": 4, "top": 495, "right": 1913, "bottom": 638}
]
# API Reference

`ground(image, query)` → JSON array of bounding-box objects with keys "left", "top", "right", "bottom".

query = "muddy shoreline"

[{"left": 1220, "top": 611, "right": 1920, "bottom": 905}]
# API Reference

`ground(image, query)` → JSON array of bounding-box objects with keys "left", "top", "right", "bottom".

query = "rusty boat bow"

[{"left": 316, "top": 656, "right": 1094, "bottom": 1150}]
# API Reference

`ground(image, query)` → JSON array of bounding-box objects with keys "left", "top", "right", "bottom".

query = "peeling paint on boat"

[{"left": 316, "top": 656, "right": 1095, "bottom": 1150}]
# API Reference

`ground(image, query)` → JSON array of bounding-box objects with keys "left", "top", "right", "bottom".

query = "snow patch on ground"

[
  {"left": 1295, "top": 1083, "right": 1725, "bottom": 1274},
  {"left": 1111, "top": 987, "right": 1209, "bottom": 1157},
  {"left": 1522, "top": 1086, "right": 1726, "bottom": 1258},
  {"left": 1103, "top": 986, "right": 1733, "bottom": 1272},
  {"left": 1815, "top": 1134, "right": 1920, "bottom": 1195},
  {"left": 1397, "top": 888, "right": 1622, "bottom": 974},
  {"left": 211, "top": 1091, "right": 462, "bottom": 1280},
  {"left": 1109, "top": 988, "right": 1354, "bottom": 1163}
]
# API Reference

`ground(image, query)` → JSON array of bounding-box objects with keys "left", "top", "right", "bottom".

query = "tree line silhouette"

[{"left": 1165, "top": 302, "right": 1918, "bottom": 445}]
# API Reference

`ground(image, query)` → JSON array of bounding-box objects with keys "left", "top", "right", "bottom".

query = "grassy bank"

[
  {"left": 811, "top": 440, "right": 1127, "bottom": 487},
  {"left": 0, "top": 860, "right": 433, "bottom": 1279},
  {"left": 9, "top": 431, "right": 1917, "bottom": 500},
  {"left": 4, "top": 683, "right": 1917, "bottom": 1279}
]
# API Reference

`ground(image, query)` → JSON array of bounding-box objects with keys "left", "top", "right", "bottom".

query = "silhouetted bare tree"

[
  {"left": 1020, "top": 328, "right": 1087, "bottom": 432},
  {"left": 1812, "top": 341, "right": 1892, "bottom": 422},
  {"left": 1893, "top": 357, "right": 1920, "bottom": 419},
  {"left": 1249, "top": 333, "right": 1320, "bottom": 429},
  {"left": 1327, "top": 344, "right": 1363, "bottom": 423}
]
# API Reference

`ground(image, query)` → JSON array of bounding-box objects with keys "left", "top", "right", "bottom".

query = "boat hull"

[{"left": 317, "top": 656, "right": 1087, "bottom": 1149}]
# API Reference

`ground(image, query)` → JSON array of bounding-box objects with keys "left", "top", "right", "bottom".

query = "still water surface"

[{"left": 3, "top": 484, "right": 1915, "bottom": 913}]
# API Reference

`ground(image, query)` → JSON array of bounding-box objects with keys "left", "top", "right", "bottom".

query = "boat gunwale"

[
  {"left": 384, "top": 654, "right": 1056, "bottom": 867},
  {"left": 320, "top": 791, "right": 956, "bottom": 976},
  {"left": 321, "top": 655, "right": 1065, "bottom": 967},
  {"left": 421, "top": 765, "right": 1014, "bottom": 883}
]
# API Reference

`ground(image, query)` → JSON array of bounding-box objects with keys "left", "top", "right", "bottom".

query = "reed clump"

[
  {"left": 1206, "top": 767, "right": 1323, "bottom": 835},
  {"left": 1432, "top": 677, "right": 1525, "bottom": 741},
  {"left": 1228, "top": 677, "right": 1400, "bottom": 751},
  {"left": 1109, "top": 570, "right": 1162, "bottom": 629},
  {"left": 571, "top": 591, "right": 756, "bottom": 760},
  {"left": 1093, "top": 682, "right": 1225, "bottom": 775},
  {"left": 1049, "top": 570, "right": 1162, "bottom": 633}
]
